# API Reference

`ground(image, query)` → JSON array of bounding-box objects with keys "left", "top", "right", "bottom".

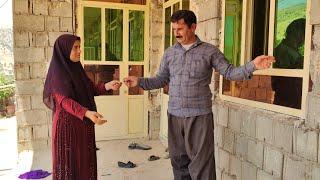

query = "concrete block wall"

[
  {"left": 211, "top": 1, "right": 320, "bottom": 179},
  {"left": 187, "top": 0, "right": 320, "bottom": 179},
  {"left": 13, "top": 0, "right": 74, "bottom": 152}
]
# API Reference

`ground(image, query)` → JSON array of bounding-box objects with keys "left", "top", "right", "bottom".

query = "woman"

[{"left": 43, "top": 34, "right": 121, "bottom": 180}]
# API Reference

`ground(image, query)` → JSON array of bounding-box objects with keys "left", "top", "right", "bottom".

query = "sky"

[
  {"left": 0, "top": 0, "right": 12, "bottom": 28},
  {"left": 278, "top": 0, "right": 305, "bottom": 9}
]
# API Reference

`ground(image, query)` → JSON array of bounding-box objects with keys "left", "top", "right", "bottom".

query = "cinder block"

[
  {"left": 235, "top": 134, "right": 248, "bottom": 159},
  {"left": 32, "top": 0, "right": 48, "bottom": 15},
  {"left": 247, "top": 140, "right": 264, "bottom": 168},
  {"left": 35, "top": 32, "right": 48, "bottom": 47},
  {"left": 283, "top": 156, "right": 306, "bottom": 180},
  {"left": 257, "top": 170, "right": 279, "bottom": 180},
  {"left": 16, "top": 95, "right": 31, "bottom": 111},
  {"left": 241, "top": 110, "right": 256, "bottom": 137},
  {"left": 264, "top": 146, "right": 283, "bottom": 178},
  {"left": 223, "top": 128, "right": 235, "bottom": 153},
  {"left": 241, "top": 162, "right": 257, "bottom": 180},
  {"left": 18, "top": 126, "right": 32, "bottom": 141},
  {"left": 218, "top": 148, "right": 230, "bottom": 172},
  {"left": 46, "top": 16, "right": 60, "bottom": 31},
  {"left": 274, "top": 122, "right": 293, "bottom": 153},
  {"left": 15, "top": 79, "right": 44, "bottom": 95},
  {"left": 14, "top": 31, "right": 29, "bottom": 47},
  {"left": 14, "top": 47, "right": 45, "bottom": 63},
  {"left": 30, "top": 63, "right": 47, "bottom": 79},
  {"left": 230, "top": 155, "right": 241, "bottom": 179},
  {"left": 229, "top": 108, "right": 241, "bottom": 133},
  {"left": 16, "top": 110, "right": 48, "bottom": 126},
  {"left": 33, "top": 124, "right": 49, "bottom": 140},
  {"left": 256, "top": 116, "right": 274, "bottom": 144},
  {"left": 14, "top": 0, "right": 29, "bottom": 14},
  {"left": 311, "top": 165, "right": 320, "bottom": 180},
  {"left": 31, "top": 95, "right": 47, "bottom": 110},
  {"left": 49, "top": 2, "right": 72, "bottom": 17},
  {"left": 15, "top": 63, "right": 30, "bottom": 80},
  {"left": 217, "top": 105, "right": 229, "bottom": 127},
  {"left": 60, "top": 17, "right": 73, "bottom": 32},
  {"left": 14, "top": 15, "right": 45, "bottom": 31},
  {"left": 294, "top": 129, "right": 318, "bottom": 161}
]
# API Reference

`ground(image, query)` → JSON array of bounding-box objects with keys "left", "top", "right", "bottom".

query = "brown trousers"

[{"left": 168, "top": 113, "right": 216, "bottom": 180}]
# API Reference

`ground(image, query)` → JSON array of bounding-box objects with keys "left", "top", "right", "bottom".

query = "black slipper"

[
  {"left": 118, "top": 161, "right": 137, "bottom": 168},
  {"left": 128, "top": 143, "right": 152, "bottom": 150},
  {"left": 148, "top": 155, "right": 160, "bottom": 161}
]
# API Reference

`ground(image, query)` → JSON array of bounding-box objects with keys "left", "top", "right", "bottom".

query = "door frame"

[{"left": 77, "top": 1, "right": 150, "bottom": 140}]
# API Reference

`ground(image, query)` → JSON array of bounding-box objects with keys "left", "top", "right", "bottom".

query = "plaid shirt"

[{"left": 139, "top": 37, "right": 255, "bottom": 117}]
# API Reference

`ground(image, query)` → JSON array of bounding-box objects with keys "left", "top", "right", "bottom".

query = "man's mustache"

[{"left": 176, "top": 36, "right": 182, "bottom": 38}]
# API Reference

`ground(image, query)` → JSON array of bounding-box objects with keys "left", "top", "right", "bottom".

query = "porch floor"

[{"left": 0, "top": 118, "right": 173, "bottom": 180}]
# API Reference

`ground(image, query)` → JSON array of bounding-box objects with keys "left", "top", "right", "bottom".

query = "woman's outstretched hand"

[
  {"left": 105, "top": 80, "right": 122, "bottom": 91},
  {"left": 85, "top": 110, "right": 107, "bottom": 125}
]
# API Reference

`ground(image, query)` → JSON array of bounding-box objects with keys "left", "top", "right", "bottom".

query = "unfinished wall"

[
  {"left": 211, "top": 0, "right": 320, "bottom": 179},
  {"left": 147, "top": 0, "right": 163, "bottom": 139},
  {"left": 13, "top": 0, "right": 74, "bottom": 152}
]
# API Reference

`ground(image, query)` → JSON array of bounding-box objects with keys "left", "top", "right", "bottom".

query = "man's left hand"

[{"left": 253, "top": 55, "right": 276, "bottom": 70}]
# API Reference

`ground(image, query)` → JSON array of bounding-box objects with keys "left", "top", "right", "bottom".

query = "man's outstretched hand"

[
  {"left": 123, "top": 76, "right": 139, "bottom": 88},
  {"left": 253, "top": 55, "right": 276, "bottom": 70}
]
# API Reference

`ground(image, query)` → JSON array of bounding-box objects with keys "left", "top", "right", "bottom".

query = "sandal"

[
  {"left": 117, "top": 161, "right": 137, "bottom": 168},
  {"left": 128, "top": 143, "right": 152, "bottom": 150},
  {"left": 148, "top": 155, "right": 160, "bottom": 161}
]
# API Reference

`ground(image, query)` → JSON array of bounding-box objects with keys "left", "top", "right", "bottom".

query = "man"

[{"left": 124, "top": 10, "right": 274, "bottom": 180}]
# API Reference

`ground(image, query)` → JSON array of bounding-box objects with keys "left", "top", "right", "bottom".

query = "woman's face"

[{"left": 69, "top": 40, "right": 81, "bottom": 62}]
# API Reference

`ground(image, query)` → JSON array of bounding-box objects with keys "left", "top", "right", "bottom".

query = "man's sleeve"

[
  {"left": 211, "top": 48, "right": 256, "bottom": 80},
  {"left": 139, "top": 53, "right": 170, "bottom": 90}
]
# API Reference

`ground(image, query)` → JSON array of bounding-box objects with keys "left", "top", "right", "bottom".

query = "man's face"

[{"left": 172, "top": 19, "right": 196, "bottom": 45}]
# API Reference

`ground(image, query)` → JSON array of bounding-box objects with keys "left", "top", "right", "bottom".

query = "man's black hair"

[{"left": 171, "top": 10, "right": 197, "bottom": 28}]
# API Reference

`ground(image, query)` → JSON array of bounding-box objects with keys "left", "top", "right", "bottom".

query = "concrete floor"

[{"left": 0, "top": 118, "right": 173, "bottom": 180}]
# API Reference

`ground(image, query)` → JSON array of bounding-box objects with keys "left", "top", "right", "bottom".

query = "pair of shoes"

[
  {"left": 118, "top": 161, "right": 137, "bottom": 168},
  {"left": 148, "top": 155, "right": 160, "bottom": 161},
  {"left": 128, "top": 143, "right": 152, "bottom": 150}
]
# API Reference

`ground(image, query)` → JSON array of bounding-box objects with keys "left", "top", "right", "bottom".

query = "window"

[
  {"left": 80, "top": 1, "right": 148, "bottom": 95},
  {"left": 220, "top": 0, "right": 311, "bottom": 118}
]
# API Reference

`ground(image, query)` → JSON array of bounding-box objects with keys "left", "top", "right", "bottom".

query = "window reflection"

[
  {"left": 105, "top": 9, "right": 123, "bottom": 61},
  {"left": 128, "top": 65, "right": 144, "bottom": 95},
  {"left": 222, "top": 75, "right": 302, "bottom": 109},
  {"left": 224, "top": 0, "right": 242, "bottom": 66},
  {"left": 273, "top": 0, "right": 306, "bottom": 69},
  {"left": 84, "top": 65, "right": 120, "bottom": 95},
  {"left": 129, "top": 11, "right": 144, "bottom": 61},
  {"left": 84, "top": 7, "right": 101, "bottom": 61}
]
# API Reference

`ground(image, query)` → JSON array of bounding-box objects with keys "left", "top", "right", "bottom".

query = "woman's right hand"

[{"left": 85, "top": 110, "right": 107, "bottom": 125}]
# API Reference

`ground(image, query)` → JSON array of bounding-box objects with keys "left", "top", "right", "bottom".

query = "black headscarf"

[{"left": 43, "top": 34, "right": 96, "bottom": 111}]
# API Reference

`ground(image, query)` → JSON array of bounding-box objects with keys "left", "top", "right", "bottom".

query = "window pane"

[
  {"left": 251, "top": 0, "right": 269, "bottom": 59},
  {"left": 224, "top": 0, "right": 242, "bottom": 66},
  {"left": 129, "top": 11, "right": 144, "bottom": 61},
  {"left": 273, "top": 0, "right": 306, "bottom": 69},
  {"left": 164, "top": 7, "right": 171, "bottom": 50},
  {"left": 84, "top": 65, "right": 120, "bottom": 95},
  {"left": 105, "top": 9, "right": 123, "bottom": 61},
  {"left": 128, "top": 65, "right": 144, "bottom": 95},
  {"left": 182, "top": 0, "right": 190, "bottom": 10},
  {"left": 171, "top": 2, "right": 180, "bottom": 45},
  {"left": 222, "top": 75, "right": 302, "bottom": 109},
  {"left": 84, "top": 7, "right": 101, "bottom": 61},
  {"left": 84, "top": 0, "right": 146, "bottom": 5}
]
